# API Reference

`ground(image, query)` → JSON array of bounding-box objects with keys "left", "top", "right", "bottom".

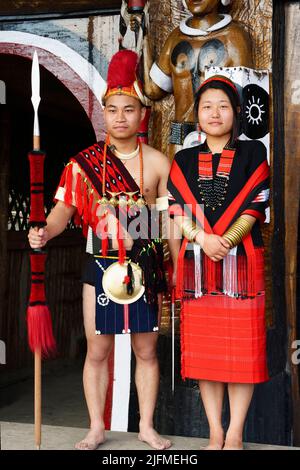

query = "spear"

[{"left": 27, "top": 50, "right": 56, "bottom": 450}]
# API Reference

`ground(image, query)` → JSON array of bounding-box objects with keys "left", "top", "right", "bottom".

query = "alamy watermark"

[
  {"left": 0, "top": 340, "right": 6, "bottom": 364},
  {"left": 0, "top": 80, "right": 6, "bottom": 105},
  {"left": 94, "top": 203, "right": 205, "bottom": 246},
  {"left": 291, "top": 80, "right": 300, "bottom": 105},
  {"left": 291, "top": 340, "right": 300, "bottom": 365}
]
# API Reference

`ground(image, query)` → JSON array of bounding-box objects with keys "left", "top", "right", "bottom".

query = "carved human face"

[
  {"left": 104, "top": 94, "right": 145, "bottom": 141},
  {"left": 186, "top": 0, "right": 220, "bottom": 15},
  {"left": 198, "top": 88, "right": 234, "bottom": 139}
]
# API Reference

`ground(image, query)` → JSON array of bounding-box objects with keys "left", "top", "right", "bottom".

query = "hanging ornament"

[{"left": 107, "top": 191, "right": 121, "bottom": 207}]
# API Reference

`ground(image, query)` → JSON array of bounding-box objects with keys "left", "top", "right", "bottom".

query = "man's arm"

[
  {"left": 28, "top": 161, "right": 80, "bottom": 249},
  {"left": 28, "top": 201, "right": 76, "bottom": 249}
]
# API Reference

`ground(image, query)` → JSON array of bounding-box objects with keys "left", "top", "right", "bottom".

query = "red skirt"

[{"left": 181, "top": 294, "right": 269, "bottom": 383}]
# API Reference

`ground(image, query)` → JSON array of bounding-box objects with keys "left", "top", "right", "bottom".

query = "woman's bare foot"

[
  {"left": 75, "top": 428, "right": 106, "bottom": 450},
  {"left": 201, "top": 428, "right": 224, "bottom": 450},
  {"left": 138, "top": 427, "right": 172, "bottom": 450},
  {"left": 223, "top": 433, "right": 244, "bottom": 450}
]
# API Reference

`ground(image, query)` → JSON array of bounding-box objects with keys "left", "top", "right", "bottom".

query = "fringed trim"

[
  {"left": 175, "top": 238, "right": 188, "bottom": 299},
  {"left": 75, "top": 172, "right": 83, "bottom": 215},
  {"left": 88, "top": 188, "right": 94, "bottom": 226},
  {"left": 64, "top": 162, "right": 74, "bottom": 207},
  {"left": 194, "top": 244, "right": 202, "bottom": 298},
  {"left": 55, "top": 161, "right": 102, "bottom": 239},
  {"left": 98, "top": 213, "right": 108, "bottom": 257},
  {"left": 223, "top": 246, "right": 238, "bottom": 297},
  {"left": 176, "top": 241, "right": 264, "bottom": 300},
  {"left": 83, "top": 179, "right": 89, "bottom": 226}
]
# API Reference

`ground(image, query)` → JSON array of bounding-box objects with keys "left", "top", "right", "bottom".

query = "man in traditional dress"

[{"left": 28, "top": 50, "right": 174, "bottom": 450}]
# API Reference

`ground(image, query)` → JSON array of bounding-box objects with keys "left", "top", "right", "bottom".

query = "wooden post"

[{"left": 284, "top": 1, "right": 300, "bottom": 446}]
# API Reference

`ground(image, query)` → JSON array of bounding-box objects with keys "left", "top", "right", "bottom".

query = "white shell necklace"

[
  {"left": 180, "top": 14, "right": 232, "bottom": 37},
  {"left": 113, "top": 145, "right": 140, "bottom": 160}
]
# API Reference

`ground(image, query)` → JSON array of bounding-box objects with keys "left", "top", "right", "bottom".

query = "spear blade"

[{"left": 31, "top": 50, "right": 40, "bottom": 149}]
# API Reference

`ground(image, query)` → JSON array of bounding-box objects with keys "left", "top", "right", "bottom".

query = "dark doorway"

[
  {"left": 0, "top": 53, "right": 95, "bottom": 375},
  {"left": 0, "top": 53, "right": 96, "bottom": 227}
]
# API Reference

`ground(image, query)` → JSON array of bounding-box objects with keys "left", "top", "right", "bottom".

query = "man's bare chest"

[{"left": 121, "top": 162, "right": 158, "bottom": 202}]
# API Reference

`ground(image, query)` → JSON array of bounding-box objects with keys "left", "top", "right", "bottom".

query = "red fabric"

[
  {"left": 175, "top": 238, "right": 188, "bottom": 299},
  {"left": 181, "top": 295, "right": 269, "bottom": 383},
  {"left": 242, "top": 209, "right": 265, "bottom": 224}
]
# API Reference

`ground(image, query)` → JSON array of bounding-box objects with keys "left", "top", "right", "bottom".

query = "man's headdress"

[{"left": 102, "top": 50, "right": 146, "bottom": 105}]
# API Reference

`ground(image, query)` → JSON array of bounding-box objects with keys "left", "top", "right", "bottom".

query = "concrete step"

[{"left": 1, "top": 422, "right": 299, "bottom": 451}]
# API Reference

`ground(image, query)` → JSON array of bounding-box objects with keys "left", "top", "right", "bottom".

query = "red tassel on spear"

[{"left": 27, "top": 50, "right": 56, "bottom": 450}]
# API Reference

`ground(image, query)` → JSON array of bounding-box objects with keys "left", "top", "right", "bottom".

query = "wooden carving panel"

[
  {"left": 0, "top": 1, "right": 122, "bottom": 16},
  {"left": 148, "top": 0, "right": 272, "bottom": 160}
]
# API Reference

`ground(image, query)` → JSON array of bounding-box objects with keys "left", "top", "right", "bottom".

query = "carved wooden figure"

[{"left": 142, "top": 0, "right": 253, "bottom": 155}]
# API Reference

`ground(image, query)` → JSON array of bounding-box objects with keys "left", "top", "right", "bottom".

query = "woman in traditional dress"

[{"left": 168, "top": 75, "right": 270, "bottom": 450}]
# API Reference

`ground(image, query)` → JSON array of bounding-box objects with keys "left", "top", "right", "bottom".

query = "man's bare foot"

[
  {"left": 75, "top": 428, "right": 106, "bottom": 450},
  {"left": 138, "top": 427, "right": 172, "bottom": 450}
]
